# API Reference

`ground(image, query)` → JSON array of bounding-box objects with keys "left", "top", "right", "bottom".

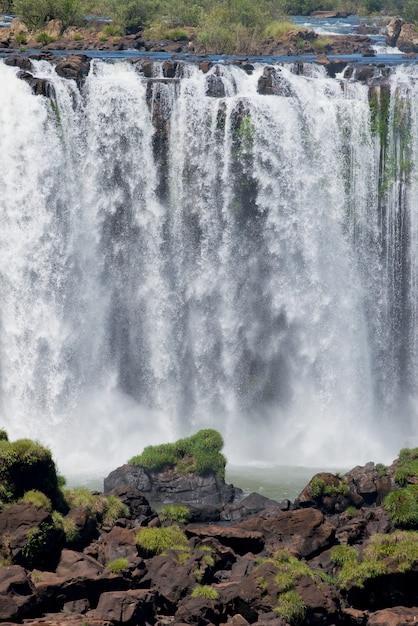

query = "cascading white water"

[{"left": 1, "top": 57, "right": 418, "bottom": 474}]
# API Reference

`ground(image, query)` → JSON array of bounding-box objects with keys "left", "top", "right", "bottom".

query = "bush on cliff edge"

[{"left": 128, "top": 428, "right": 227, "bottom": 479}]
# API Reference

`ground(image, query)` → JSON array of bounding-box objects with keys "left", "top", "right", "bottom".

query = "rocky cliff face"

[{"left": 104, "top": 463, "right": 242, "bottom": 505}]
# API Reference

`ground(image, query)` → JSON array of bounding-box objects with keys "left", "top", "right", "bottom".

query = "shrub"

[
  {"left": 0, "top": 437, "right": 64, "bottom": 510},
  {"left": 275, "top": 590, "right": 306, "bottom": 624},
  {"left": 263, "top": 20, "right": 301, "bottom": 38},
  {"left": 63, "top": 489, "right": 128, "bottom": 525},
  {"left": 36, "top": 32, "right": 56, "bottom": 45},
  {"left": 129, "top": 429, "right": 227, "bottom": 479},
  {"left": 101, "top": 24, "right": 124, "bottom": 37},
  {"left": 21, "top": 490, "right": 52, "bottom": 512},
  {"left": 384, "top": 486, "right": 418, "bottom": 528},
  {"left": 52, "top": 511, "right": 80, "bottom": 544},
  {"left": 108, "top": 557, "right": 129, "bottom": 573},
  {"left": 394, "top": 447, "right": 418, "bottom": 486},
  {"left": 15, "top": 32, "right": 28, "bottom": 44},
  {"left": 166, "top": 28, "right": 188, "bottom": 41},
  {"left": 73, "top": 33, "right": 84, "bottom": 40},
  {"left": 135, "top": 525, "right": 188, "bottom": 556},
  {"left": 331, "top": 545, "right": 358, "bottom": 567},
  {"left": 191, "top": 584, "right": 219, "bottom": 600},
  {"left": 0, "top": 430, "right": 8, "bottom": 442},
  {"left": 160, "top": 504, "right": 191, "bottom": 524}
]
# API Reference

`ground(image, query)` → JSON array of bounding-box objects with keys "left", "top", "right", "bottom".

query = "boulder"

[
  {"left": 0, "top": 565, "right": 37, "bottom": 621},
  {"left": 221, "top": 492, "right": 288, "bottom": 522},
  {"left": 239, "top": 507, "right": 336, "bottom": 558},
  {"left": 55, "top": 54, "right": 91, "bottom": 88},
  {"left": 104, "top": 464, "right": 241, "bottom": 505},
  {"left": 0, "top": 502, "right": 63, "bottom": 569},
  {"left": 106, "top": 485, "right": 156, "bottom": 523},
  {"left": 368, "top": 607, "right": 418, "bottom": 626},
  {"left": 396, "top": 23, "right": 418, "bottom": 54},
  {"left": 385, "top": 17, "right": 404, "bottom": 47},
  {"left": 88, "top": 589, "right": 155, "bottom": 624},
  {"left": 258, "top": 66, "right": 294, "bottom": 96}
]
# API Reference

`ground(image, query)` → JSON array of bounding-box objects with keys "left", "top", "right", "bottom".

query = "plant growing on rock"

[
  {"left": 21, "top": 489, "right": 52, "bottom": 512},
  {"left": 63, "top": 488, "right": 128, "bottom": 525},
  {"left": 275, "top": 589, "right": 306, "bottom": 624},
  {"left": 135, "top": 524, "right": 189, "bottom": 556},
  {"left": 129, "top": 428, "right": 227, "bottom": 479},
  {"left": 384, "top": 485, "right": 418, "bottom": 528},
  {"left": 51, "top": 511, "right": 80, "bottom": 544},
  {"left": 191, "top": 584, "right": 219, "bottom": 600},
  {"left": 394, "top": 447, "right": 418, "bottom": 485},
  {"left": 108, "top": 557, "right": 129, "bottom": 573},
  {"left": 160, "top": 504, "right": 191, "bottom": 524}
]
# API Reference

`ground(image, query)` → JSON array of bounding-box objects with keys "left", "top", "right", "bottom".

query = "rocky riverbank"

[
  {"left": 1, "top": 447, "right": 418, "bottom": 626},
  {"left": 0, "top": 15, "right": 416, "bottom": 59}
]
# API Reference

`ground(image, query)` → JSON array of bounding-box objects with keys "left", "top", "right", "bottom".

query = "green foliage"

[
  {"left": 52, "top": 511, "right": 80, "bottom": 544},
  {"left": 166, "top": 28, "right": 189, "bottom": 41},
  {"left": 384, "top": 485, "right": 418, "bottom": 528},
  {"left": 311, "top": 36, "right": 333, "bottom": 50},
  {"left": 21, "top": 490, "right": 52, "bottom": 511},
  {"left": 14, "top": 0, "right": 83, "bottom": 31},
  {"left": 15, "top": 32, "right": 28, "bottom": 44},
  {"left": 21, "top": 521, "right": 55, "bottom": 568},
  {"left": 129, "top": 429, "right": 226, "bottom": 479},
  {"left": 36, "top": 31, "right": 56, "bottom": 44},
  {"left": 310, "top": 475, "right": 350, "bottom": 499},
  {"left": 394, "top": 447, "right": 418, "bottom": 486},
  {"left": 101, "top": 23, "right": 124, "bottom": 37},
  {"left": 345, "top": 505, "right": 357, "bottom": 518},
  {"left": 0, "top": 430, "right": 8, "bottom": 442},
  {"left": 331, "top": 545, "right": 358, "bottom": 567},
  {"left": 332, "top": 532, "right": 418, "bottom": 589},
  {"left": 275, "top": 590, "right": 306, "bottom": 624},
  {"left": 0, "top": 437, "right": 64, "bottom": 511},
  {"left": 73, "top": 32, "right": 83, "bottom": 40},
  {"left": 191, "top": 584, "right": 219, "bottom": 600},
  {"left": 108, "top": 557, "right": 129, "bottom": 573},
  {"left": 160, "top": 504, "right": 191, "bottom": 524},
  {"left": 263, "top": 20, "right": 300, "bottom": 38},
  {"left": 63, "top": 488, "right": 128, "bottom": 525},
  {"left": 135, "top": 524, "right": 188, "bottom": 556}
]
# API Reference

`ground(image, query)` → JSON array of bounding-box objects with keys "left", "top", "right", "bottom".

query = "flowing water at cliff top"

[{"left": 0, "top": 58, "right": 417, "bottom": 474}]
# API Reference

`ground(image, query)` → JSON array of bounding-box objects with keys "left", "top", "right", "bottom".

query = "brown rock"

[
  {"left": 239, "top": 508, "right": 335, "bottom": 558},
  {"left": 186, "top": 524, "right": 265, "bottom": 555},
  {"left": 397, "top": 23, "right": 418, "bottom": 54},
  {"left": 0, "top": 565, "right": 37, "bottom": 621},
  {"left": 96, "top": 525, "right": 137, "bottom": 565},
  {"left": 385, "top": 17, "right": 404, "bottom": 47},
  {"left": 88, "top": 589, "right": 155, "bottom": 624},
  {"left": 55, "top": 54, "right": 91, "bottom": 88},
  {"left": 368, "top": 606, "right": 418, "bottom": 626}
]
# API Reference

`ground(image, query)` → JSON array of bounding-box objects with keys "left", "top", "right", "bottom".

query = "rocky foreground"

[{"left": 1, "top": 452, "right": 418, "bottom": 626}]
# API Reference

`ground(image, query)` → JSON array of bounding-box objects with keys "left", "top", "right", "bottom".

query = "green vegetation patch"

[
  {"left": 274, "top": 589, "right": 306, "bottom": 624},
  {"left": 384, "top": 485, "right": 418, "bottom": 528},
  {"left": 129, "top": 429, "right": 226, "bottom": 479},
  {"left": 64, "top": 488, "right": 128, "bottom": 525},
  {"left": 331, "top": 531, "right": 418, "bottom": 588},
  {"left": 135, "top": 524, "right": 188, "bottom": 556},
  {"left": 160, "top": 504, "right": 191, "bottom": 524},
  {"left": 21, "top": 489, "right": 52, "bottom": 512},
  {"left": 310, "top": 475, "right": 350, "bottom": 499},
  {"left": 108, "top": 557, "right": 129, "bottom": 573},
  {"left": 191, "top": 584, "right": 219, "bottom": 600},
  {"left": 394, "top": 447, "right": 418, "bottom": 486},
  {"left": 0, "top": 434, "right": 64, "bottom": 510}
]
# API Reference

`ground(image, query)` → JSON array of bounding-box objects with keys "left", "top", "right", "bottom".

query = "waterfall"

[{"left": 1, "top": 57, "right": 418, "bottom": 473}]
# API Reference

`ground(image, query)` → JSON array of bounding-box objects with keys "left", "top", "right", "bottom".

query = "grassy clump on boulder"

[
  {"left": 0, "top": 434, "right": 65, "bottom": 511},
  {"left": 128, "top": 428, "right": 227, "bottom": 479}
]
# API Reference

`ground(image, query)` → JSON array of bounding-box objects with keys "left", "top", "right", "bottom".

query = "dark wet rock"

[
  {"left": 206, "top": 72, "right": 226, "bottom": 98},
  {"left": 315, "top": 55, "right": 348, "bottom": 78},
  {"left": 4, "top": 55, "right": 33, "bottom": 71},
  {"left": 258, "top": 66, "right": 294, "bottom": 96},
  {"left": 15, "top": 71, "right": 55, "bottom": 98},
  {"left": 87, "top": 589, "right": 156, "bottom": 624},
  {"left": 385, "top": 17, "right": 404, "bottom": 47},
  {"left": 186, "top": 524, "right": 265, "bottom": 555},
  {"left": 104, "top": 464, "right": 242, "bottom": 505},
  {"left": 221, "top": 491, "right": 287, "bottom": 522},
  {"left": 0, "top": 565, "right": 37, "bottom": 621},
  {"left": 55, "top": 54, "right": 91, "bottom": 88},
  {"left": 106, "top": 485, "right": 156, "bottom": 522}
]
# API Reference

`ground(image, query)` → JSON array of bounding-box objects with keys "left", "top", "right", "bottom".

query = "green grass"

[
  {"left": 51, "top": 511, "right": 80, "bottom": 544},
  {"left": 129, "top": 429, "right": 226, "bottom": 479},
  {"left": 135, "top": 525, "right": 188, "bottom": 556},
  {"left": 21, "top": 490, "right": 52, "bottom": 512},
  {"left": 108, "top": 557, "right": 129, "bottom": 573},
  {"left": 63, "top": 488, "right": 128, "bottom": 525},
  {"left": 384, "top": 486, "right": 418, "bottom": 528},
  {"left": 275, "top": 590, "right": 306, "bottom": 624},
  {"left": 191, "top": 584, "right": 219, "bottom": 600},
  {"left": 263, "top": 20, "right": 301, "bottom": 38},
  {"left": 331, "top": 531, "right": 418, "bottom": 588},
  {"left": 36, "top": 32, "right": 56, "bottom": 45},
  {"left": 160, "top": 504, "right": 191, "bottom": 524}
]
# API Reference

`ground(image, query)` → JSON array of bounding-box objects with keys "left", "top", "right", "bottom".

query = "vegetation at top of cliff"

[
  {"left": 128, "top": 428, "right": 227, "bottom": 479},
  {"left": 0, "top": 432, "right": 65, "bottom": 511}
]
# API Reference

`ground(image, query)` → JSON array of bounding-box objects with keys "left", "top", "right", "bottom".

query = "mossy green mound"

[{"left": 128, "top": 429, "right": 226, "bottom": 479}]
